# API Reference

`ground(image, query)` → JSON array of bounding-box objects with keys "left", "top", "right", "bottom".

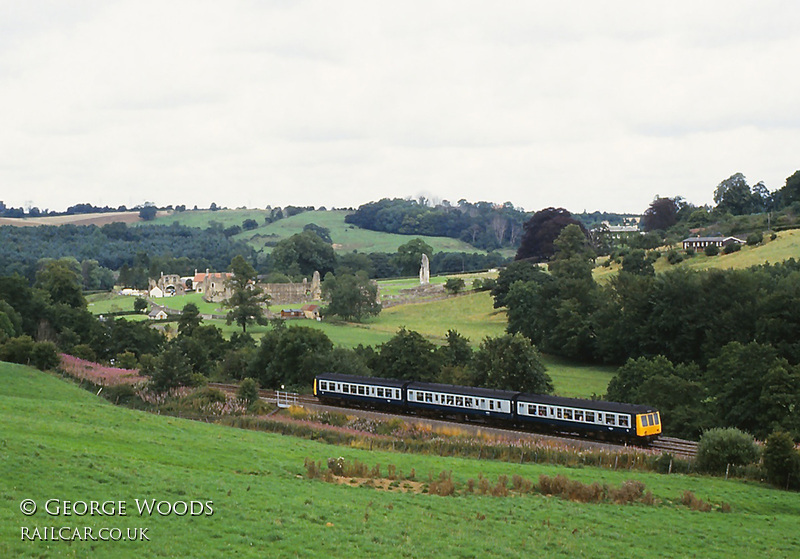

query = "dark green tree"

[
  {"left": 515, "top": 207, "right": 587, "bottom": 262},
  {"left": 321, "top": 273, "right": 381, "bottom": 322},
  {"left": 225, "top": 255, "right": 269, "bottom": 333},
  {"left": 373, "top": 327, "right": 441, "bottom": 382},
  {"left": 177, "top": 303, "right": 202, "bottom": 336},
  {"left": 713, "top": 173, "right": 757, "bottom": 215},
  {"left": 237, "top": 378, "right": 260, "bottom": 406},
  {"left": 394, "top": 239, "right": 434, "bottom": 276},
  {"left": 695, "top": 428, "right": 761, "bottom": 474},
  {"left": 35, "top": 259, "right": 86, "bottom": 309},
  {"left": 249, "top": 326, "right": 333, "bottom": 388},
  {"left": 133, "top": 297, "right": 148, "bottom": 314},
  {"left": 271, "top": 231, "right": 336, "bottom": 277},
  {"left": 149, "top": 345, "right": 194, "bottom": 392},
  {"left": 762, "top": 431, "right": 800, "bottom": 490},
  {"left": 491, "top": 260, "right": 547, "bottom": 309},
  {"left": 705, "top": 342, "right": 800, "bottom": 438},
  {"left": 779, "top": 170, "right": 800, "bottom": 206},
  {"left": 444, "top": 277, "right": 466, "bottom": 294},
  {"left": 472, "top": 333, "right": 552, "bottom": 393}
]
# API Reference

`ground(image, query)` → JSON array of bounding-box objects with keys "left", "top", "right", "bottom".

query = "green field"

[
  {"left": 143, "top": 208, "right": 487, "bottom": 255},
  {"left": 595, "top": 228, "right": 800, "bottom": 282},
  {"left": 2, "top": 363, "right": 799, "bottom": 558}
]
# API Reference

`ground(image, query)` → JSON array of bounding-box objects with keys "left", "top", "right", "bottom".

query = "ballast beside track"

[
  {"left": 649, "top": 437, "right": 698, "bottom": 458},
  {"left": 208, "top": 382, "right": 698, "bottom": 458}
]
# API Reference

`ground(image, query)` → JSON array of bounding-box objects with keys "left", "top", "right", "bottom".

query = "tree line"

[{"left": 496, "top": 224, "right": 800, "bottom": 440}]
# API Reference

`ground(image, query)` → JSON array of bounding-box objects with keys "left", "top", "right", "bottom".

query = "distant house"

[
  {"left": 682, "top": 236, "right": 745, "bottom": 251},
  {"left": 280, "top": 309, "right": 305, "bottom": 319},
  {"left": 149, "top": 286, "right": 164, "bottom": 298},
  {"left": 148, "top": 307, "right": 168, "bottom": 320},
  {"left": 302, "top": 304, "right": 321, "bottom": 320}
]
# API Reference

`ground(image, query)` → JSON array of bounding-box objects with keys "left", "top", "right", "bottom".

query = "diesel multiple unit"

[{"left": 314, "top": 372, "right": 661, "bottom": 441}]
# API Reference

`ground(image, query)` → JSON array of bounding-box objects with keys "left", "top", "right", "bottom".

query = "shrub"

[
  {"left": 723, "top": 243, "right": 741, "bottom": 254},
  {"left": 115, "top": 351, "right": 139, "bottom": 370},
  {"left": 104, "top": 384, "right": 138, "bottom": 405},
  {"left": 704, "top": 245, "right": 719, "bottom": 257},
  {"left": 696, "top": 428, "right": 761, "bottom": 474},
  {"left": 71, "top": 344, "right": 97, "bottom": 362},
  {"left": 762, "top": 431, "right": 800, "bottom": 490},
  {"left": 30, "top": 341, "right": 60, "bottom": 371},
  {"left": 237, "top": 377, "right": 260, "bottom": 406},
  {"left": 428, "top": 471, "right": 455, "bottom": 496},
  {"left": 665, "top": 249, "right": 684, "bottom": 265},
  {"left": 0, "top": 335, "right": 35, "bottom": 364},
  {"left": 444, "top": 278, "right": 466, "bottom": 295},
  {"left": 746, "top": 232, "right": 763, "bottom": 245}
]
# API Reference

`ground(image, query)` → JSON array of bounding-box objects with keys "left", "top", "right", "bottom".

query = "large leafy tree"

[
  {"left": 472, "top": 334, "right": 552, "bottom": 394},
  {"left": 515, "top": 208, "right": 586, "bottom": 262},
  {"left": 641, "top": 196, "right": 679, "bottom": 232},
  {"left": 249, "top": 325, "right": 333, "bottom": 388},
  {"left": 713, "top": 173, "right": 758, "bottom": 215},
  {"left": 490, "top": 260, "right": 547, "bottom": 309},
  {"left": 373, "top": 327, "right": 441, "bottom": 382},
  {"left": 271, "top": 231, "right": 336, "bottom": 277},
  {"left": 321, "top": 273, "right": 381, "bottom": 322},
  {"left": 394, "top": 238, "right": 434, "bottom": 277},
  {"left": 35, "top": 258, "right": 86, "bottom": 309},
  {"left": 225, "top": 255, "right": 269, "bottom": 333},
  {"left": 779, "top": 170, "right": 800, "bottom": 207},
  {"left": 705, "top": 341, "right": 800, "bottom": 438}
]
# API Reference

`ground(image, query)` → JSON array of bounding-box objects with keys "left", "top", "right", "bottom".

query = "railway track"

[
  {"left": 650, "top": 436, "right": 698, "bottom": 458},
  {"left": 208, "top": 382, "right": 699, "bottom": 458}
]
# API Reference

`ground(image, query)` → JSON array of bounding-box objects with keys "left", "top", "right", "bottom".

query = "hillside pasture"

[{"left": 2, "top": 363, "right": 799, "bottom": 558}]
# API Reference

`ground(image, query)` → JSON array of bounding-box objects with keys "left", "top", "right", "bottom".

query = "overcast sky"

[{"left": 1, "top": 1, "right": 798, "bottom": 214}]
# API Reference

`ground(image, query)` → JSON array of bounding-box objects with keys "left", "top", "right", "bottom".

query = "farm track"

[{"left": 209, "top": 383, "right": 698, "bottom": 458}]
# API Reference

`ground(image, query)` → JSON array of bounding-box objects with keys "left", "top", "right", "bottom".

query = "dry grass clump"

[{"left": 428, "top": 471, "right": 456, "bottom": 496}]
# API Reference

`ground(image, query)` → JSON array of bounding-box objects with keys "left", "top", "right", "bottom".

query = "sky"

[{"left": 1, "top": 1, "right": 798, "bottom": 215}]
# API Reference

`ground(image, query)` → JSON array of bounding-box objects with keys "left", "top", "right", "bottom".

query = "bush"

[
  {"left": 444, "top": 278, "right": 466, "bottom": 294},
  {"left": 237, "top": 377, "right": 260, "bottom": 406},
  {"left": 665, "top": 249, "right": 684, "bottom": 265},
  {"left": 696, "top": 428, "right": 761, "bottom": 474},
  {"left": 0, "top": 335, "right": 35, "bottom": 364},
  {"left": 103, "top": 384, "right": 138, "bottom": 405},
  {"left": 30, "top": 341, "right": 60, "bottom": 371},
  {"left": 723, "top": 243, "right": 741, "bottom": 254},
  {"left": 746, "top": 232, "right": 763, "bottom": 245},
  {"left": 704, "top": 245, "right": 720, "bottom": 257},
  {"left": 762, "top": 431, "right": 800, "bottom": 490},
  {"left": 71, "top": 344, "right": 97, "bottom": 362}
]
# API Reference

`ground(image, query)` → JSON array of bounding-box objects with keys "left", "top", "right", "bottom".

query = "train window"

[
  {"left": 456, "top": 397, "right": 463, "bottom": 406},
  {"left": 342, "top": 384, "right": 348, "bottom": 392},
  {"left": 319, "top": 381, "right": 326, "bottom": 390},
  {"left": 556, "top": 408, "right": 562, "bottom": 419},
  {"left": 465, "top": 398, "right": 472, "bottom": 407},
  {"left": 606, "top": 415, "right": 615, "bottom": 425},
  {"left": 539, "top": 406, "right": 547, "bottom": 416},
  {"left": 564, "top": 409, "right": 573, "bottom": 420},
  {"left": 649, "top": 413, "right": 658, "bottom": 425},
  {"left": 377, "top": 388, "right": 383, "bottom": 397},
  {"left": 425, "top": 393, "right": 432, "bottom": 403},
  {"left": 489, "top": 400, "right": 494, "bottom": 410},
  {"left": 358, "top": 386, "right": 365, "bottom": 395},
  {"left": 585, "top": 412, "right": 595, "bottom": 423},
  {"left": 574, "top": 410, "right": 584, "bottom": 422},
  {"left": 654, "top": 414, "right": 661, "bottom": 425},
  {"left": 418, "top": 392, "right": 424, "bottom": 402},
  {"left": 447, "top": 395, "right": 454, "bottom": 406},
  {"left": 619, "top": 416, "right": 629, "bottom": 427},
  {"left": 641, "top": 415, "right": 650, "bottom": 427},
  {"left": 528, "top": 404, "right": 536, "bottom": 415}
]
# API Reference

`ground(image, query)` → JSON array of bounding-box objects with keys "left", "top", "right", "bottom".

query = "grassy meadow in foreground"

[{"left": 2, "top": 363, "right": 799, "bottom": 558}]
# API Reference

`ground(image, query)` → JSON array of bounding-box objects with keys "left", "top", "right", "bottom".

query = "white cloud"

[{"left": 1, "top": 1, "right": 798, "bottom": 214}]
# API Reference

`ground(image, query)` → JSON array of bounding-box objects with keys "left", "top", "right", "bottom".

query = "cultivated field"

[{"left": 2, "top": 363, "right": 798, "bottom": 558}]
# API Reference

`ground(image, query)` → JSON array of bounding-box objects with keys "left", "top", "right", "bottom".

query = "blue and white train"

[{"left": 314, "top": 373, "right": 662, "bottom": 441}]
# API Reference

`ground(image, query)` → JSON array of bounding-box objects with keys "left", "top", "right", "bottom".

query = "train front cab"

[{"left": 636, "top": 411, "right": 662, "bottom": 438}]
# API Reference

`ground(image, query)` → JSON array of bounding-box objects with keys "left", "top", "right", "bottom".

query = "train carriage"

[
  {"left": 406, "top": 382, "right": 518, "bottom": 421},
  {"left": 514, "top": 393, "right": 661, "bottom": 440},
  {"left": 314, "top": 372, "right": 407, "bottom": 410}
]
